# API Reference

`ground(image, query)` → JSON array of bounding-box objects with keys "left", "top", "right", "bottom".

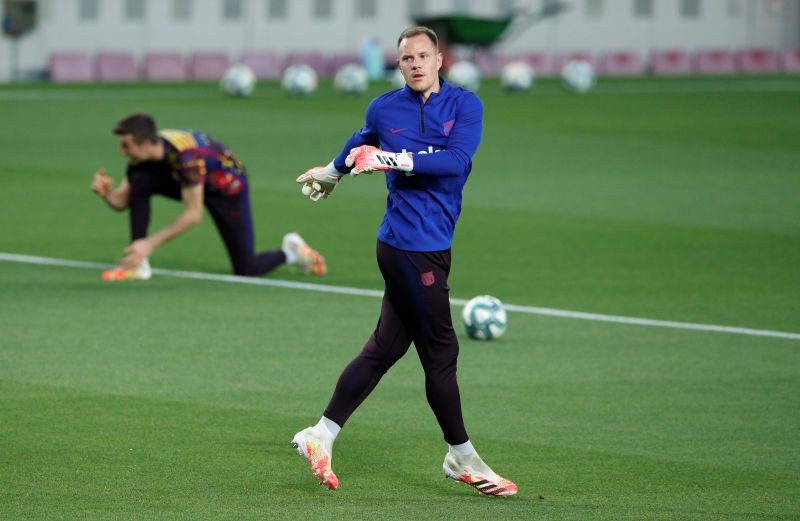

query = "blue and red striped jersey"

[{"left": 160, "top": 129, "right": 247, "bottom": 196}]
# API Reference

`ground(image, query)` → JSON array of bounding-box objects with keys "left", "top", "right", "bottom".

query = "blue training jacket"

[{"left": 333, "top": 77, "right": 483, "bottom": 252}]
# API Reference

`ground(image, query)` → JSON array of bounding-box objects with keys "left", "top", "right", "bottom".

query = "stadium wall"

[{"left": 0, "top": 0, "right": 798, "bottom": 82}]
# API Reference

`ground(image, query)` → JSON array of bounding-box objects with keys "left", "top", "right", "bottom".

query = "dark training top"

[
  {"left": 126, "top": 129, "right": 248, "bottom": 197},
  {"left": 333, "top": 77, "right": 484, "bottom": 252}
]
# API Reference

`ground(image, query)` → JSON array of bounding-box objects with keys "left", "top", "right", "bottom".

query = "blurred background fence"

[{"left": 2, "top": 0, "right": 799, "bottom": 82}]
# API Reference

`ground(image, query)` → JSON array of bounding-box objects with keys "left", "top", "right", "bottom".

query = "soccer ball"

[
  {"left": 219, "top": 64, "right": 256, "bottom": 97},
  {"left": 447, "top": 61, "right": 481, "bottom": 91},
  {"left": 334, "top": 63, "right": 369, "bottom": 95},
  {"left": 461, "top": 295, "right": 507, "bottom": 341},
  {"left": 561, "top": 59, "right": 595, "bottom": 93},
  {"left": 282, "top": 64, "right": 318, "bottom": 96},
  {"left": 389, "top": 67, "right": 406, "bottom": 89},
  {"left": 501, "top": 60, "right": 535, "bottom": 92}
]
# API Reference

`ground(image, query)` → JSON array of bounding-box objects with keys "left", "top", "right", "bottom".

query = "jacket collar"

[{"left": 403, "top": 75, "right": 449, "bottom": 104}]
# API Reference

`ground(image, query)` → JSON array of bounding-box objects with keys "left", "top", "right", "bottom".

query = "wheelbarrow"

[{"left": 414, "top": 1, "right": 568, "bottom": 49}]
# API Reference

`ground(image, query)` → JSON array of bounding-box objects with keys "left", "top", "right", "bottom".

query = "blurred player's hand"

[
  {"left": 296, "top": 163, "right": 342, "bottom": 202},
  {"left": 91, "top": 168, "right": 114, "bottom": 197},
  {"left": 345, "top": 145, "right": 413, "bottom": 175},
  {"left": 122, "top": 238, "right": 154, "bottom": 269}
]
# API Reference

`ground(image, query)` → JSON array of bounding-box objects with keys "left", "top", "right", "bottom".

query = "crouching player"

[{"left": 91, "top": 113, "right": 325, "bottom": 280}]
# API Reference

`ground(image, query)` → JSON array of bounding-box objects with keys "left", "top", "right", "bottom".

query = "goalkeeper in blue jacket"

[{"left": 291, "top": 26, "right": 517, "bottom": 497}]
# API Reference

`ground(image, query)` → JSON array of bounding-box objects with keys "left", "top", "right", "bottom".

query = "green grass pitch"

[{"left": 1, "top": 76, "right": 799, "bottom": 520}]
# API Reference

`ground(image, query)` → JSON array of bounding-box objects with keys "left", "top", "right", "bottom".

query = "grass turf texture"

[{"left": 1, "top": 76, "right": 799, "bottom": 519}]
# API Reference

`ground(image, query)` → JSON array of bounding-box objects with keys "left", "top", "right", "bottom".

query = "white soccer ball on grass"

[
  {"left": 447, "top": 61, "right": 481, "bottom": 91},
  {"left": 220, "top": 64, "right": 256, "bottom": 97},
  {"left": 501, "top": 60, "right": 535, "bottom": 92},
  {"left": 461, "top": 295, "right": 507, "bottom": 340},
  {"left": 389, "top": 67, "right": 406, "bottom": 89},
  {"left": 334, "top": 63, "right": 369, "bottom": 95},
  {"left": 561, "top": 59, "right": 595, "bottom": 93},
  {"left": 282, "top": 64, "right": 318, "bottom": 96}
]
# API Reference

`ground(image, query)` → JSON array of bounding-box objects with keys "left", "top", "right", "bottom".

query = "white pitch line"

[
  {"left": 1, "top": 79, "right": 799, "bottom": 103},
  {"left": 1, "top": 252, "right": 798, "bottom": 341},
  {"left": 0, "top": 89, "right": 221, "bottom": 102}
]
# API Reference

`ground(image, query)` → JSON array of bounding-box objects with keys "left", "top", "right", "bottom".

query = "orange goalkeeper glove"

[{"left": 345, "top": 145, "right": 413, "bottom": 175}]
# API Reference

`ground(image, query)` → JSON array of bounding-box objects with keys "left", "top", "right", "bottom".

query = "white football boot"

[
  {"left": 443, "top": 449, "right": 518, "bottom": 497},
  {"left": 282, "top": 232, "right": 327, "bottom": 276},
  {"left": 291, "top": 426, "right": 339, "bottom": 490},
  {"left": 101, "top": 258, "right": 152, "bottom": 281}
]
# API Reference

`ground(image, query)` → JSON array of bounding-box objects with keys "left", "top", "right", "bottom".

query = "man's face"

[
  {"left": 397, "top": 34, "right": 442, "bottom": 97},
  {"left": 118, "top": 133, "right": 153, "bottom": 164}
]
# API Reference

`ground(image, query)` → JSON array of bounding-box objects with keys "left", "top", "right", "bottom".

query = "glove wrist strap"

[{"left": 323, "top": 161, "right": 342, "bottom": 177}]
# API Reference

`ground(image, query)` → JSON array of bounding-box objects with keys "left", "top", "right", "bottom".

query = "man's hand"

[
  {"left": 296, "top": 163, "right": 342, "bottom": 202},
  {"left": 345, "top": 145, "right": 413, "bottom": 175},
  {"left": 91, "top": 168, "right": 114, "bottom": 197},
  {"left": 122, "top": 238, "right": 155, "bottom": 269}
]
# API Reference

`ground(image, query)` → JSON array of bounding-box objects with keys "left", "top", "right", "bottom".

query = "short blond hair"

[{"left": 397, "top": 26, "right": 439, "bottom": 49}]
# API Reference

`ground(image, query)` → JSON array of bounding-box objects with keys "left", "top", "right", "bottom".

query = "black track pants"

[
  {"left": 324, "top": 241, "right": 468, "bottom": 445},
  {"left": 127, "top": 167, "right": 285, "bottom": 276}
]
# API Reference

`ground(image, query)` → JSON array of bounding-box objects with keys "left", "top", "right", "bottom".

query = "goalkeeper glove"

[
  {"left": 296, "top": 162, "right": 342, "bottom": 202},
  {"left": 345, "top": 145, "right": 413, "bottom": 175}
]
